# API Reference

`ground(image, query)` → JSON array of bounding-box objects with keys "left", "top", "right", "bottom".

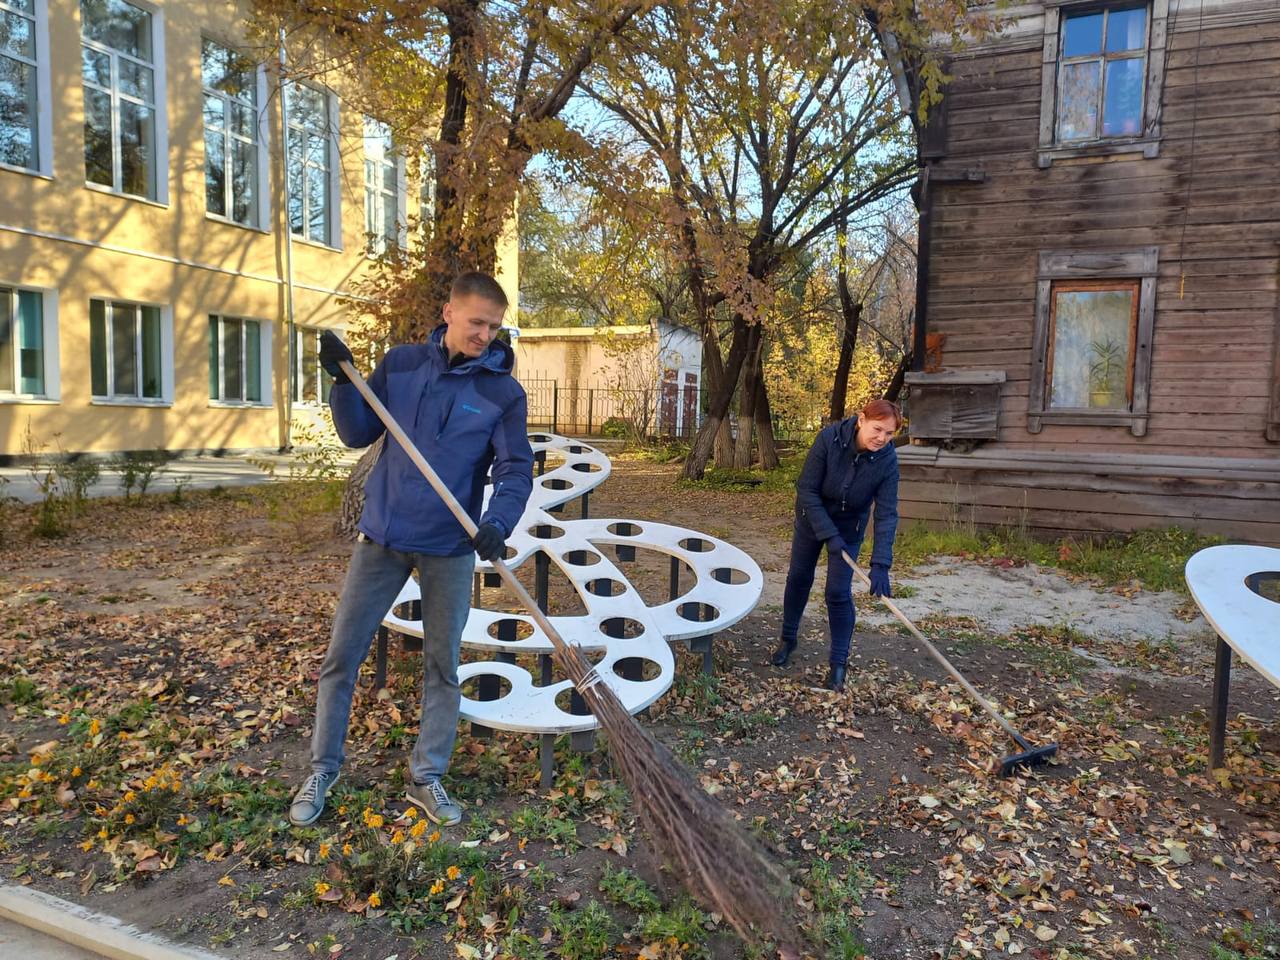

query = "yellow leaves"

[
  {"left": 596, "top": 833, "right": 628, "bottom": 857},
  {"left": 218, "top": 875, "right": 236, "bottom": 887}
]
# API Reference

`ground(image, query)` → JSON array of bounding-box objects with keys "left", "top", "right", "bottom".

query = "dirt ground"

[{"left": 1, "top": 456, "right": 1278, "bottom": 960}]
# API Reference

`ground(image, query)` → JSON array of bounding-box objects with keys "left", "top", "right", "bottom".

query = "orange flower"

[
  {"left": 446, "top": 865, "right": 460, "bottom": 881},
  {"left": 410, "top": 820, "right": 427, "bottom": 839},
  {"left": 429, "top": 879, "right": 444, "bottom": 896},
  {"left": 367, "top": 892, "right": 381, "bottom": 908},
  {"left": 314, "top": 881, "right": 330, "bottom": 896}
]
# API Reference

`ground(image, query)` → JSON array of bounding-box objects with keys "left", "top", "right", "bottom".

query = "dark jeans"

[
  {"left": 781, "top": 524, "right": 856, "bottom": 666},
  {"left": 310, "top": 539, "right": 474, "bottom": 784}
]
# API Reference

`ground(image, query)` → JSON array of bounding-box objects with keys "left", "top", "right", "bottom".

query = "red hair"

[{"left": 860, "top": 398, "right": 902, "bottom": 428}]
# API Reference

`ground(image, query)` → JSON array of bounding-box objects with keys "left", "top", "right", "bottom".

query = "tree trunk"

[
  {"left": 334, "top": 435, "right": 383, "bottom": 540},
  {"left": 714, "top": 416, "right": 734, "bottom": 466},
  {"left": 682, "top": 318, "right": 751, "bottom": 480},
  {"left": 754, "top": 373, "right": 779, "bottom": 470},
  {"left": 829, "top": 304, "right": 861, "bottom": 422},
  {"left": 885, "top": 351, "right": 911, "bottom": 404},
  {"left": 733, "top": 327, "right": 763, "bottom": 468}
]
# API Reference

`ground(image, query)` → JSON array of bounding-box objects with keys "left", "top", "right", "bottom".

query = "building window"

[
  {"left": 286, "top": 83, "right": 336, "bottom": 246},
  {"left": 292, "top": 325, "right": 333, "bottom": 405},
  {"left": 89, "top": 298, "right": 166, "bottom": 401},
  {"left": 208, "top": 315, "right": 266, "bottom": 404},
  {"left": 363, "top": 116, "right": 403, "bottom": 254},
  {"left": 81, "top": 0, "right": 159, "bottom": 199},
  {"left": 0, "top": 286, "right": 46, "bottom": 396},
  {"left": 1046, "top": 281, "right": 1138, "bottom": 410},
  {"left": 202, "top": 39, "right": 259, "bottom": 227},
  {"left": 1037, "top": 0, "right": 1168, "bottom": 167},
  {"left": 1057, "top": 6, "right": 1147, "bottom": 143},
  {"left": 0, "top": 0, "right": 41, "bottom": 171},
  {"left": 1029, "top": 248, "right": 1157, "bottom": 436}
]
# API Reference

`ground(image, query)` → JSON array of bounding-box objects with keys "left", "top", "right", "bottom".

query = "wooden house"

[{"left": 900, "top": 0, "right": 1280, "bottom": 544}]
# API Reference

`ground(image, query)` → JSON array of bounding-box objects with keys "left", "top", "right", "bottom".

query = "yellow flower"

[
  {"left": 429, "top": 879, "right": 444, "bottom": 896},
  {"left": 367, "top": 892, "right": 381, "bottom": 908},
  {"left": 117, "top": 731, "right": 128, "bottom": 740},
  {"left": 318, "top": 843, "right": 330, "bottom": 860},
  {"left": 409, "top": 820, "right": 427, "bottom": 839},
  {"left": 342, "top": 843, "right": 352, "bottom": 857},
  {"left": 124, "top": 814, "right": 135, "bottom": 824},
  {"left": 30, "top": 754, "right": 43, "bottom": 766},
  {"left": 17, "top": 788, "right": 31, "bottom": 798},
  {"left": 88, "top": 719, "right": 100, "bottom": 736},
  {"left": 87, "top": 780, "right": 99, "bottom": 790},
  {"left": 71, "top": 766, "right": 82, "bottom": 777},
  {"left": 428, "top": 830, "right": 441, "bottom": 844},
  {"left": 338, "top": 805, "right": 347, "bottom": 815},
  {"left": 446, "top": 865, "right": 460, "bottom": 881},
  {"left": 123, "top": 791, "right": 136, "bottom": 803},
  {"left": 403, "top": 807, "right": 417, "bottom": 820},
  {"left": 97, "top": 828, "right": 108, "bottom": 839},
  {"left": 367, "top": 814, "right": 384, "bottom": 829},
  {"left": 314, "top": 881, "right": 330, "bottom": 896},
  {"left": 59, "top": 714, "right": 70, "bottom": 725},
  {"left": 79, "top": 839, "right": 94, "bottom": 851}
]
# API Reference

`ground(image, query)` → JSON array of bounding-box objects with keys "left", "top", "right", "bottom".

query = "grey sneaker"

[
  {"left": 289, "top": 771, "right": 340, "bottom": 827},
  {"left": 407, "top": 779, "right": 462, "bottom": 826}
]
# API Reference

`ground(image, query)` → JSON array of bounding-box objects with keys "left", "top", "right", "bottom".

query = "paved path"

[
  {"left": 0, "top": 914, "right": 101, "bottom": 959},
  {"left": 0, "top": 451, "right": 361, "bottom": 504}
]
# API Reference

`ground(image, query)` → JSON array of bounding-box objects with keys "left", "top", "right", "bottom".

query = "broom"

[
  {"left": 339, "top": 359, "right": 804, "bottom": 958},
  {"left": 840, "top": 550, "right": 1058, "bottom": 776}
]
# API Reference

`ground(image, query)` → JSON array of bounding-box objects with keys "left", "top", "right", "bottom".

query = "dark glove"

[
  {"left": 869, "top": 563, "right": 892, "bottom": 598},
  {"left": 471, "top": 522, "right": 506, "bottom": 562},
  {"left": 827, "top": 535, "right": 849, "bottom": 563},
  {"left": 318, "top": 330, "right": 352, "bottom": 384}
]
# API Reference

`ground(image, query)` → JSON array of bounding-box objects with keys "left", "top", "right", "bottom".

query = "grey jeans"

[{"left": 310, "top": 539, "right": 475, "bottom": 784}]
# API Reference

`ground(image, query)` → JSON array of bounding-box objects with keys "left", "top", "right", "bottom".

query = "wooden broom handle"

[
  {"left": 338, "top": 360, "right": 575, "bottom": 662},
  {"left": 841, "top": 550, "right": 1028, "bottom": 746}
]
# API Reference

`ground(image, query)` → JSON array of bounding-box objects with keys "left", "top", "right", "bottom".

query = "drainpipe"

[
  {"left": 278, "top": 28, "right": 298, "bottom": 449},
  {"left": 911, "top": 166, "right": 931, "bottom": 372}
]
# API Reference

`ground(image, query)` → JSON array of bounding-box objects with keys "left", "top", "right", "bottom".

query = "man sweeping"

[{"left": 289, "top": 271, "right": 533, "bottom": 828}]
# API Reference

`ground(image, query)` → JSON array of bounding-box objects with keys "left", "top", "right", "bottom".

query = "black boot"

[
  {"left": 770, "top": 639, "right": 797, "bottom": 667},
  {"left": 827, "top": 663, "right": 847, "bottom": 692}
]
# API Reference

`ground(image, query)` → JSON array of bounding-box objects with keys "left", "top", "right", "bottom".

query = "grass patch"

[
  {"left": 548, "top": 899, "right": 621, "bottom": 960},
  {"left": 598, "top": 864, "right": 660, "bottom": 913},
  {"left": 888, "top": 522, "right": 1221, "bottom": 594}
]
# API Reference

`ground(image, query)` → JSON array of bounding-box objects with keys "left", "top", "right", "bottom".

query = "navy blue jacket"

[
  {"left": 794, "top": 417, "right": 900, "bottom": 568},
  {"left": 329, "top": 326, "right": 534, "bottom": 556}
]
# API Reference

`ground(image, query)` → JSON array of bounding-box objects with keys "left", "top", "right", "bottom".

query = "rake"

[
  {"left": 340, "top": 359, "right": 804, "bottom": 958},
  {"left": 841, "top": 550, "right": 1058, "bottom": 776}
]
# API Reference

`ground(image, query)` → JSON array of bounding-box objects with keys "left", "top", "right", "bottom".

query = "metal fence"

[{"left": 520, "top": 378, "right": 701, "bottom": 440}]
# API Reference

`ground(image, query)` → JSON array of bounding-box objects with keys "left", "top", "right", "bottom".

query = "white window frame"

[
  {"left": 208, "top": 314, "right": 271, "bottom": 408},
  {"left": 291, "top": 325, "right": 334, "bottom": 406},
  {"left": 79, "top": 0, "right": 169, "bottom": 203},
  {"left": 363, "top": 115, "right": 407, "bottom": 255},
  {"left": 285, "top": 82, "right": 341, "bottom": 249},
  {"left": 200, "top": 37, "right": 269, "bottom": 230},
  {"left": 88, "top": 297, "right": 173, "bottom": 406},
  {"left": 0, "top": 282, "right": 59, "bottom": 403},
  {"left": 0, "top": 0, "right": 52, "bottom": 176}
]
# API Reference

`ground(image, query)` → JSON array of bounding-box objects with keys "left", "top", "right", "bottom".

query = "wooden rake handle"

[
  {"left": 338, "top": 360, "right": 578, "bottom": 668},
  {"left": 841, "top": 550, "right": 1028, "bottom": 748}
]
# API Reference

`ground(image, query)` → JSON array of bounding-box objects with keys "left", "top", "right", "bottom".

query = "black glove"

[
  {"left": 471, "top": 522, "right": 506, "bottom": 562},
  {"left": 869, "top": 563, "right": 892, "bottom": 598},
  {"left": 318, "top": 330, "right": 353, "bottom": 384},
  {"left": 827, "top": 535, "right": 849, "bottom": 563}
]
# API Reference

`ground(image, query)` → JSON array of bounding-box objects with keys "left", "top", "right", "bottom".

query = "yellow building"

[{"left": 0, "top": 0, "right": 517, "bottom": 457}]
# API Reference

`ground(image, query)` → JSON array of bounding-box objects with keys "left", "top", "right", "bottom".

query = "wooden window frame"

[
  {"left": 1037, "top": 0, "right": 1169, "bottom": 168},
  {"left": 1029, "top": 247, "right": 1158, "bottom": 435}
]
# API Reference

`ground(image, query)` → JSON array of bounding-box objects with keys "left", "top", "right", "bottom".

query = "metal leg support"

[
  {"left": 540, "top": 733, "right": 555, "bottom": 789},
  {"left": 1209, "top": 637, "right": 1232, "bottom": 770}
]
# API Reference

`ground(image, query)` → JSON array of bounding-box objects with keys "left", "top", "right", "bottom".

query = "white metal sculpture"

[{"left": 382, "top": 434, "right": 764, "bottom": 734}]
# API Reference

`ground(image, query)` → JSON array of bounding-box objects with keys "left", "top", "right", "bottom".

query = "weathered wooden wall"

[{"left": 904, "top": 0, "right": 1280, "bottom": 542}]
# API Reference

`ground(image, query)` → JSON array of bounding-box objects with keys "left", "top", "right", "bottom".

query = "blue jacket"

[
  {"left": 329, "top": 326, "right": 534, "bottom": 556},
  {"left": 794, "top": 417, "right": 900, "bottom": 568}
]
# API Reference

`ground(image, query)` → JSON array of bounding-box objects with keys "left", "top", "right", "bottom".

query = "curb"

[{"left": 0, "top": 885, "right": 223, "bottom": 960}]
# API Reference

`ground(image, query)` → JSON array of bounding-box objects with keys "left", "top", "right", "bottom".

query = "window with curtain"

[
  {"left": 208, "top": 315, "right": 263, "bottom": 403},
  {"left": 1047, "top": 281, "right": 1140, "bottom": 410},
  {"left": 286, "top": 83, "right": 333, "bottom": 244},
  {"left": 202, "top": 38, "right": 258, "bottom": 227},
  {"left": 90, "top": 299, "right": 163, "bottom": 400},
  {"left": 0, "top": 0, "right": 40, "bottom": 171},
  {"left": 80, "top": 0, "right": 157, "bottom": 198},
  {"left": 0, "top": 286, "right": 45, "bottom": 396}
]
